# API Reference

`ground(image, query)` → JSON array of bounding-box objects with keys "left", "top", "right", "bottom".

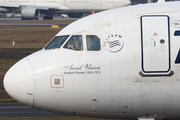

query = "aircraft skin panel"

[
  {"left": 30, "top": 15, "right": 173, "bottom": 118},
  {"left": 31, "top": 8, "right": 176, "bottom": 118}
]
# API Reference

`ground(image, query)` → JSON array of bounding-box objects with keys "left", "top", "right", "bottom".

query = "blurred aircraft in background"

[{"left": 0, "top": 0, "right": 131, "bottom": 20}]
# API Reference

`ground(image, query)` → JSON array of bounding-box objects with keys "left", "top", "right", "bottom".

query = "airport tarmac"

[
  {"left": 0, "top": 23, "right": 68, "bottom": 26},
  {"left": 0, "top": 102, "right": 83, "bottom": 119},
  {"left": 0, "top": 17, "right": 77, "bottom": 26},
  {"left": 0, "top": 16, "right": 72, "bottom": 21}
]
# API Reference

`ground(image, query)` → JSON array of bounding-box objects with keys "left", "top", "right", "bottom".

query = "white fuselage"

[{"left": 4, "top": 1, "right": 180, "bottom": 120}]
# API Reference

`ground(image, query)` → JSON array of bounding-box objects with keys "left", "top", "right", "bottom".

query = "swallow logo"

[{"left": 103, "top": 34, "right": 124, "bottom": 53}]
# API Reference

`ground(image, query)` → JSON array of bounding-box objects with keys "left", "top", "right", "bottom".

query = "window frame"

[{"left": 86, "top": 35, "right": 101, "bottom": 51}]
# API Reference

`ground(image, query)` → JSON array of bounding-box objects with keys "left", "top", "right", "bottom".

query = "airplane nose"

[{"left": 3, "top": 58, "right": 34, "bottom": 106}]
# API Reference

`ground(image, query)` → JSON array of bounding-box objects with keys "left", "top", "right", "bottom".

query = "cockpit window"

[
  {"left": 45, "top": 35, "right": 69, "bottom": 49},
  {"left": 86, "top": 35, "right": 100, "bottom": 51},
  {"left": 63, "top": 35, "right": 83, "bottom": 51}
]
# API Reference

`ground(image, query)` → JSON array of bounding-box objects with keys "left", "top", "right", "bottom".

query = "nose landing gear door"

[{"left": 140, "top": 15, "right": 173, "bottom": 77}]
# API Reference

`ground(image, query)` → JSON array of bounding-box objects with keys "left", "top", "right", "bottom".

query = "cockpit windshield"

[
  {"left": 45, "top": 35, "right": 69, "bottom": 49},
  {"left": 63, "top": 35, "right": 83, "bottom": 51}
]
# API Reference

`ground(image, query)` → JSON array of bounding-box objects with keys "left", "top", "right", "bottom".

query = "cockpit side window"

[
  {"left": 45, "top": 35, "right": 69, "bottom": 49},
  {"left": 86, "top": 35, "right": 100, "bottom": 51},
  {"left": 63, "top": 35, "right": 83, "bottom": 51}
]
